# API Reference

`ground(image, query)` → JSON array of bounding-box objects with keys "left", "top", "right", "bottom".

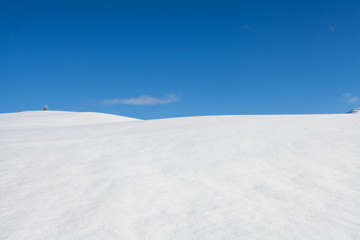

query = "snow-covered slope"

[
  {"left": 1, "top": 111, "right": 359, "bottom": 239},
  {"left": 346, "top": 108, "right": 360, "bottom": 114},
  {"left": 0, "top": 111, "right": 139, "bottom": 130}
]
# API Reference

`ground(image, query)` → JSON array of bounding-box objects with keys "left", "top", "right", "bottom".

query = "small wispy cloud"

[
  {"left": 342, "top": 93, "right": 358, "bottom": 103},
  {"left": 328, "top": 25, "right": 335, "bottom": 32},
  {"left": 103, "top": 94, "right": 180, "bottom": 106}
]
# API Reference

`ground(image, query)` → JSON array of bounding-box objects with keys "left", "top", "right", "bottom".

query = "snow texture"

[{"left": 1, "top": 111, "right": 360, "bottom": 239}]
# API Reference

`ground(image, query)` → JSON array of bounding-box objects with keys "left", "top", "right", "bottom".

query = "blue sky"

[{"left": 1, "top": 0, "right": 359, "bottom": 119}]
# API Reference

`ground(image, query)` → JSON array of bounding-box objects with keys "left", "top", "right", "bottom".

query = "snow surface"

[
  {"left": 1, "top": 111, "right": 360, "bottom": 239},
  {"left": 346, "top": 108, "right": 360, "bottom": 114},
  {"left": 0, "top": 111, "right": 139, "bottom": 129}
]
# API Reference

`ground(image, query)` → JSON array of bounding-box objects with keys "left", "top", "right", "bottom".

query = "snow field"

[{"left": 0, "top": 111, "right": 359, "bottom": 239}]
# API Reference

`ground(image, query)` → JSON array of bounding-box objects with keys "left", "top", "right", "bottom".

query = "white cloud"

[
  {"left": 342, "top": 93, "right": 358, "bottom": 103},
  {"left": 103, "top": 94, "right": 180, "bottom": 106}
]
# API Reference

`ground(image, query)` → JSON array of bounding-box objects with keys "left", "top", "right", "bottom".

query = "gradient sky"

[{"left": 1, "top": 0, "right": 359, "bottom": 119}]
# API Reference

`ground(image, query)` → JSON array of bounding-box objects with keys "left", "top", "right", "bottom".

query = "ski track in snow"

[{"left": 0, "top": 111, "right": 360, "bottom": 239}]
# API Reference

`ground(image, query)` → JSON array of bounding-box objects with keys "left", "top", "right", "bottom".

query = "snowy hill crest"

[{"left": 346, "top": 108, "right": 360, "bottom": 114}]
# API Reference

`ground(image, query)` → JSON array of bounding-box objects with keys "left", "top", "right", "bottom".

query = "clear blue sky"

[{"left": 1, "top": 0, "right": 359, "bottom": 119}]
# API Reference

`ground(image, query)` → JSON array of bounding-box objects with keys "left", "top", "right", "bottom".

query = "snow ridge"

[{"left": 346, "top": 108, "right": 360, "bottom": 114}]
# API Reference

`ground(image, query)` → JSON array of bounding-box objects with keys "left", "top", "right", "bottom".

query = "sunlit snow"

[{"left": 1, "top": 111, "right": 359, "bottom": 239}]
